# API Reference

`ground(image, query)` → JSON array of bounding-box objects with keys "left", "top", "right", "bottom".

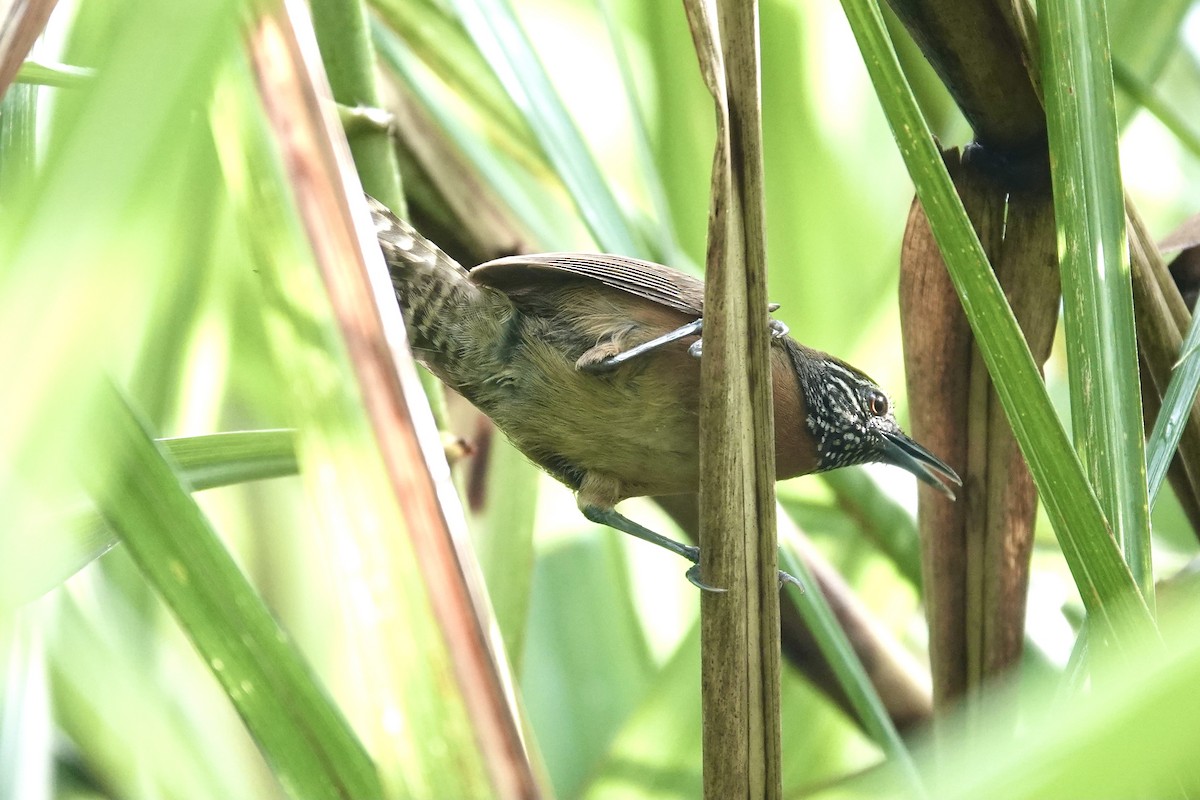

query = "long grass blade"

[
  {"left": 778, "top": 531, "right": 926, "bottom": 797},
  {"left": 1146, "top": 312, "right": 1200, "bottom": 505},
  {"left": 444, "top": 0, "right": 642, "bottom": 255},
  {"left": 1113, "top": 59, "right": 1200, "bottom": 159},
  {"left": 77, "top": 383, "right": 381, "bottom": 800},
  {"left": 14, "top": 60, "right": 92, "bottom": 88},
  {"left": 0, "top": 0, "right": 58, "bottom": 96},
  {"left": 1040, "top": 0, "right": 1152, "bottom": 604},
  {"left": 4, "top": 431, "right": 299, "bottom": 611}
]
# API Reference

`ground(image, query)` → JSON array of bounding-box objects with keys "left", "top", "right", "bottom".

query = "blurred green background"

[{"left": 3, "top": 0, "right": 1200, "bottom": 797}]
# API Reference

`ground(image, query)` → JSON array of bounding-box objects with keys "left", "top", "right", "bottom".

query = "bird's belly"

[{"left": 486, "top": 339, "right": 701, "bottom": 500}]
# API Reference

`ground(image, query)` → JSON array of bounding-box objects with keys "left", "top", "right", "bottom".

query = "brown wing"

[{"left": 471, "top": 252, "right": 706, "bottom": 316}]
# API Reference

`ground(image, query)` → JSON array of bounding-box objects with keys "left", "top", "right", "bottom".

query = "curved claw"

[
  {"left": 688, "top": 339, "right": 703, "bottom": 359},
  {"left": 778, "top": 570, "right": 805, "bottom": 592},
  {"left": 769, "top": 319, "right": 789, "bottom": 339},
  {"left": 685, "top": 563, "right": 727, "bottom": 593}
]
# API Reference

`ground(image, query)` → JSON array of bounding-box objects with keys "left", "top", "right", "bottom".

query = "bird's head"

[{"left": 788, "top": 343, "right": 961, "bottom": 498}]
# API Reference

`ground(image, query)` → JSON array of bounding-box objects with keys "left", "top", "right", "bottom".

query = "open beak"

[{"left": 880, "top": 431, "right": 962, "bottom": 500}]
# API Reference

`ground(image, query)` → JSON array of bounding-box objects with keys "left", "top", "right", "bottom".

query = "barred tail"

[{"left": 368, "top": 197, "right": 512, "bottom": 388}]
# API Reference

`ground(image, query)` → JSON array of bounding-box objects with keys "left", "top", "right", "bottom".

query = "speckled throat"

[{"left": 783, "top": 339, "right": 878, "bottom": 472}]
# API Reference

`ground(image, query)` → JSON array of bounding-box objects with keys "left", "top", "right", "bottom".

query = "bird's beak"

[{"left": 880, "top": 431, "right": 962, "bottom": 500}]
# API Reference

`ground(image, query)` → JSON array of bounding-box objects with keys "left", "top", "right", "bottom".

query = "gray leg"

[
  {"left": 578, "top": 319, "right": 704, "bottom": 373},
  {"left": 581, "top": 505, "right": 805, "bottom": 592},
  {"left": 581, "top": 504, "right": 724, "bottom": 592}
]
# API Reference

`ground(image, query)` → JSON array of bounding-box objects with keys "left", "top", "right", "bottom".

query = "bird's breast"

[{"left": 490, "top": 319, "right": 704, "bottom": 499}]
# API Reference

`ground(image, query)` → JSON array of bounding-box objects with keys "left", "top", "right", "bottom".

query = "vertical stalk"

[
  {"left": 309, "top": 0, "right": 405, "bottom": 212},
  {"left": 1040, "top": 0, "right": 1153, "bottom": 607},
  {"left": 684, "top": 0, "right": 782, "bottom": 796}
]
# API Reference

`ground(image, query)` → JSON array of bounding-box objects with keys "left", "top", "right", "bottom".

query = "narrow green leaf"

[
  {"left": 162, "top": 429, "right": 298, "bottom": 490},
  {"left": 371, "top": 22, "right": 561, "bottom": 248},
  {"left": 595, "top": 0, "right": 685, "bottom": 264},
  {"left": 444, "top": 0, "right": 642, "bottom": 255},
  {"left": 837, "top": 0, "right": 1154, "bottom": 637},
  {"left": 3, "top": 430, "right": 299, "bottom": 611},
  {"left": 1113, "top": 59, "right": 1200, "bottom": 159},
  {"left": 76, "top": 383, "right": 380, "bottom": 800},
  {"left": 778, "top": 529, "right": 926, "bottom": 798},
  {"left": 1040, "top": 0, "right": 1152, "bottom": 604},
  {"left": 14, "top": 60, "right": 93, "bottom": 88},
  {"left": 1109, "top": 0, "right": 1194, "bottom": 123},
  {"left": 1147, "top": 311, "right": 1200, "bottom": 506},
  {"left": 923, "top": 596, "right": 1199, "bottom": 800},
  {"left": 816, "top": 470, "right": 922, "bottom": 590},
  {"left": 369, "top": 0, "right": 532, "bottom": 159},
  {"left": 47, "top": 593, "right": 260, "bottom": 800},
  {"left": 521, "top": 534, "right": 656, "bottom": 798}
]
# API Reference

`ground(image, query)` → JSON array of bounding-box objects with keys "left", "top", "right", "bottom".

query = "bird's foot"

[
  {"left": 778, "top": 569, "right": 804, "bottom": 592},
  {"left": 681, "top": 545, "right": 726, "bottom": 593},
  {"left": 682, "top": 544, "right": 804, "bottom": 593},
  {"left": 580, "top": 504, "right": 802, "bottom": 592},
  {"left": 685, "top": 318, "right": 787, "bottom": 361}
]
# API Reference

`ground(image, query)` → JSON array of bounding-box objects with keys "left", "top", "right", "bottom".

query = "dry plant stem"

[
  {"left": 900, "top": 153, "right": 1058, "bottom": 717},
  {"left": 901, "top": 186, "right": 969, "bottom": 710},
  {"left": 683, "top": 0, "right": 783, "bottom": 796},
  {"left": 978, "top": 183, "right": 1058, "bottom": 675},
  {"left": 0, "top": 0, "right": 59, "bottom": 97},
  {"left": 655, "top": 494, "right": 934, "bottom": 734},
  {"left": 885, "top": 0, "right": 1042, "bottom": 150},
  {"left": 245, "top": 4, "right": 538, "bottom": 797}
]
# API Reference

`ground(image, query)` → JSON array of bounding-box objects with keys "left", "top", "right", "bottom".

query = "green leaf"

[
  {"left": 1113, "top": 59, "right": 1200, "bottom": 159},
  {"left": 521, "top": 533, "right": 656, "bottom": 798},
  {"left": 371, "top": 22, "right": 563, "bottom": 248},
  {"left": 1, "top": 430, "right": 299, "bottom": 612},
  {"left": 443, "top": 0, "right": 643, "bottom": 255},
  {"left": 14, "top": 60, "right": 93, "bottom": 89},
  {"left": 921, "top": 593, "right": 1200, "bottom": 799},
  {"left": 1040, "top": 0, "right": 1152, "bottom": 604},
  {"left": 778, "top": 531, "right": 926, "bottom": 797},
  {"left": 1146, "top": 312, "right": 1200, "bottom": 506},
  {"left": 815, "top": 470, "right": 922, "bottom": 590},
  {"left": 76, "top": 384, "right": 380, "bottom": 800}
]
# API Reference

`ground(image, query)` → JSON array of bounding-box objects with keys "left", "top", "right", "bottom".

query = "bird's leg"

[
  {"left": 577, "top": 319, "right": 704, "bottom": 373},
  {"left": 686, "top": 318, "right": 789, "bottom": 360},
  {"left": 580, "top": 504, "right": 805, "bottom": 592},
  {"left": 580, "top": 504, "right": 725, "bottom": 592},
  {"left": 580, "top": 313, "right": 789, "bottom": 371}
]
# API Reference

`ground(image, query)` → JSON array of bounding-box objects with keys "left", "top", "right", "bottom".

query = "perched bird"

[{"left": 370, "top": 198, "right": 960, "bottom": 588}]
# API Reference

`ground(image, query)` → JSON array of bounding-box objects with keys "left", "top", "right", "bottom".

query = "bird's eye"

[{"left": 867, "top": 390, "right": 889, "bottom": 417}]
